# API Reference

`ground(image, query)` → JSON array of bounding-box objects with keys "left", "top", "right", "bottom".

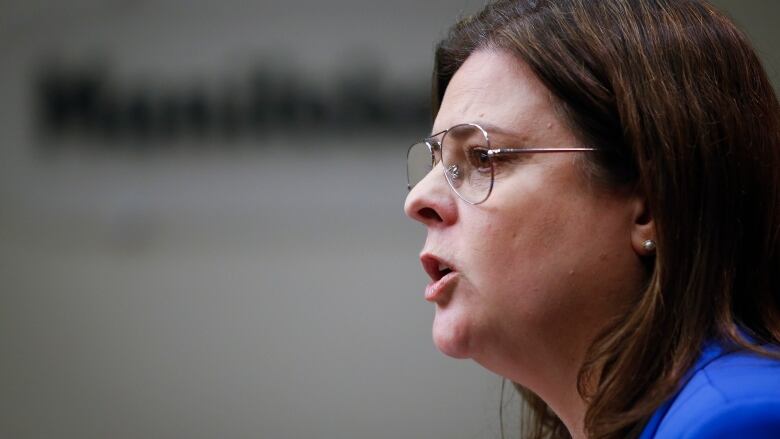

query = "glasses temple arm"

[{"left": 488, "top": 147, "right": 598, "bottom": 157}]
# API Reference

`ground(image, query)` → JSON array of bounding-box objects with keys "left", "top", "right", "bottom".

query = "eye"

[{"left": 467, "top": 146, "right": 491, "bottom": 171}]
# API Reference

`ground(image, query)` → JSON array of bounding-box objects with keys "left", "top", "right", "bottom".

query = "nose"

[{"left": 404, "top": 163, "right": 458, "bottom": 227}]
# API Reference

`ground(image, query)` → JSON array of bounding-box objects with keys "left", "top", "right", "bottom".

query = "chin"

[{"left": 431, "top": 308, "right": 473, "bottom": 359}]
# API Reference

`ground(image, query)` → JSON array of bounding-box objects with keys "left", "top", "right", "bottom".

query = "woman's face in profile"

[{"left": 404, "top": 49, "right": 645, "bottom": 383}]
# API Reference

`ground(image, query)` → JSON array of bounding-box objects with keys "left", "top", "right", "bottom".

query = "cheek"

[
  {"left": 473, "top": 195, "right": 569, "bottom": 273},
  {"left": 464, "top": 193, "right": 583, "bottom": 319}
]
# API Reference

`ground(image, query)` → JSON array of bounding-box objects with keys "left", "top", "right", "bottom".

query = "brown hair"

[{"left": 432, "top": 0, "right": 780, "bottom": 438}]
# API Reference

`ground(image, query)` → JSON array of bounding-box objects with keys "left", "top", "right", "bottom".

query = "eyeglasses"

[{"left": 406, "top": 123, "right": 597, "bottom": 205}]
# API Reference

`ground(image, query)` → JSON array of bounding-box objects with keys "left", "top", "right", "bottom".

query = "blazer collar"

[{"left": 637, "top": 340, "right": 731, "bottom": 439}]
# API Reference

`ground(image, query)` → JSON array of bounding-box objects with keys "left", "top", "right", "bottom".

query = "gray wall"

[{"left": 0, "top": 1, "right": 776, "bottom": 438}]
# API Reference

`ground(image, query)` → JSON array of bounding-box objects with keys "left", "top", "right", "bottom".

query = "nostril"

[{"left": 418, "top": 207, "right": 443, "bottom": 222}]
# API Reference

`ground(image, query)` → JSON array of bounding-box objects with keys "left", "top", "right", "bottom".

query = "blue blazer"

[{"left": 639, "top": 340, "right": 780, "bottom": 438}]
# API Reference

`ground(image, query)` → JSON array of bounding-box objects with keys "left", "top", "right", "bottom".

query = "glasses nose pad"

[{"left": 446, "top": 164, "right": 461, "bottom": 185}]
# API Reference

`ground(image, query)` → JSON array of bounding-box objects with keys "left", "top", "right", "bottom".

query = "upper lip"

[{"left": 420, "top": 253, "right": 456, "bottom": 282}]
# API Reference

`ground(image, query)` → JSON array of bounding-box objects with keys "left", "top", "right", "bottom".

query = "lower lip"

[{"left": 425, "top": 272, "right": 458, "bottom": 302}]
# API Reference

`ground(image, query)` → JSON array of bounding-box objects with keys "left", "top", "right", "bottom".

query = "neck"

[
  {"left": 533, "top": 350, "right": 588, "bottom": 439},
  {"left": 477, "top": 335, "right": 592, "bottom": 438}
]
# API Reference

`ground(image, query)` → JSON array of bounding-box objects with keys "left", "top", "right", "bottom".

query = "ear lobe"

[{"left": 630, "top": 196, "right": 657, "bottom": 256}]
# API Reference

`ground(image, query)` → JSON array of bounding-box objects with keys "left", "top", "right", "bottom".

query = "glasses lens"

[
  {"left": 441, "top": 124, "right": 493, "bottom": 204},
  {"left": 407, "top": 141, "right": 434, "bottom": 190}
]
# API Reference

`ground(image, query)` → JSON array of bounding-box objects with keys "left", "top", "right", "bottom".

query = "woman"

[{"left": 403, "top": 0, "right": 780, "bottom": 438}]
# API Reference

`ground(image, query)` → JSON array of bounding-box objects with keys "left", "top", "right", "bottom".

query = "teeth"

[{"left": 438, "top": 263, "right": 450, "bottom": 272}]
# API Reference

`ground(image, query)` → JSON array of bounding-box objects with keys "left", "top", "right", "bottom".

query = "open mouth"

[
  {"left": 420, "top": 254, "right": 458, "bottom": 302},
  {"left": 438, "top": 264, "right": 453, "bottom": 279},
  {"left": 421, "top": 254, "right": 456, "bottom": 282}
]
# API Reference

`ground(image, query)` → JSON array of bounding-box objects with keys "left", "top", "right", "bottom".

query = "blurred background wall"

[{"left": 0, "top": 1, "right": 777, "bottom": 438}]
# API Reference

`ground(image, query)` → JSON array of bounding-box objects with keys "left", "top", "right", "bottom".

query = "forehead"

[{"left": 433, "top": 49, "right": 559, "bottom": 139}]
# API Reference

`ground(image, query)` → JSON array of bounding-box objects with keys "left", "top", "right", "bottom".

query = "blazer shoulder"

[
  {"left": 654, "top": 348, "right": 780, "bottom": 438},
  {"left": 679, "top": 398, "right": 780, "bottom": 438}
]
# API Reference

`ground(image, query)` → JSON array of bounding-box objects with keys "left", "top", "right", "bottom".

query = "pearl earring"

[{"left": 642, "top": 239, "right": 657, "bottom": 252}]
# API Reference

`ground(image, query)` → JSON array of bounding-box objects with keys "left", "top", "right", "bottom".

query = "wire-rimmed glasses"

[{"left": 406, "top": 123, "right": 597, "bottom": 205}]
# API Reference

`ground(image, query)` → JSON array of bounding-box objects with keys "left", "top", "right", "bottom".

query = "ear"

[{"left": 630, "top": 196, "right": 657, "bottom": 256}]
